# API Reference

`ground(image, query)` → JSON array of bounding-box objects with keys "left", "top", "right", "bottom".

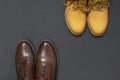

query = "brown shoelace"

[
  {"left": 64, "top": 0, "right": 87, "bottom": 14},
  {"left": 88, "top": 0, "right": 109, "bottom": 13},
  {"left": 64, "top": 0, "right": 109, "bottom": 14}
]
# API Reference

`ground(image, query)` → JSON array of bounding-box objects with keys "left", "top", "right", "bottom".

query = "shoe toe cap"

[
  {"left": 16, "top": 40, "right": 34, "bottom": 58},
  {"left": 88, "top": 9, "right": 108, "bottom": 36},
  {"left": 65, "top": 9, "right": 86, "bottom": 35}
]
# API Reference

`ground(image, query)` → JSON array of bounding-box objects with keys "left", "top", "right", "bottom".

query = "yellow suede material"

[
  {"left": 87, "top": 9, "right": 108, "bottom": 36},
  {"left": 65, "top": 2, "right": 86, "bottom": 35}
]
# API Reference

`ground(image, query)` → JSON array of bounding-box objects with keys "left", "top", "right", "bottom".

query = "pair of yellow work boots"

[{"left": 65, "top": 0, "right": 109, "bottom": 36}]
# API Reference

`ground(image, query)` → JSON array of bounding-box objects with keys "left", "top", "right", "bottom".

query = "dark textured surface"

[{"left": 0, "top": 0, "right": 120, "bottom": 80}]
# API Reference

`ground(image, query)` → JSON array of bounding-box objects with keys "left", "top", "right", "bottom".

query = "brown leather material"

[
  {"left": 35, "top": 40, "right": 57, "bottom": 80},
  {"left": 15, "top": 40, "right": 35, "bottom": 80}
]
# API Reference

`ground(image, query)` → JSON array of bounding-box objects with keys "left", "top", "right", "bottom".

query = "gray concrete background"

[{"left": 0, "top": 0, "right": 120, "bottom": 80}]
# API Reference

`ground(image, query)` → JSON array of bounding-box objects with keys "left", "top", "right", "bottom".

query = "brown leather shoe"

[
  {"left": 35, "top": 40, "right": 57, "bottom": 80},
  {"left": 15, "top": 40, "right": 35, "bottom": 80}
]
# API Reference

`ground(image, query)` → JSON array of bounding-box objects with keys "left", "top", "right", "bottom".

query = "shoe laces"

[
  {"left": 18, "top": 60, "right": 34, "bottom": 80},
  {"left": 88, "top": 0, "right": 109, "bottom": 13},
  {"left": 64, "top": 0, "right": 109, "bottom": 14},
  {"left": 37, "top": 63, "right": 48, "bottom": 80},
  {"left": 64, "top": 0, "right": 87, "bottom": 14}
]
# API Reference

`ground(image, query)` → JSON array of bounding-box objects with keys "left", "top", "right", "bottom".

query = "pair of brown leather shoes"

[{"left": 15, "top": 40, "right": 57, "bottom": 80}]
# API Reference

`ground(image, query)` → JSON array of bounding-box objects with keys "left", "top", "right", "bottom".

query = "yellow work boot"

[
  {"left": 87, "top": 0, "right": 109, "bottom": 36},
  {"left": 64, "top": 0, "right": 87, "bottom": 35}
]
